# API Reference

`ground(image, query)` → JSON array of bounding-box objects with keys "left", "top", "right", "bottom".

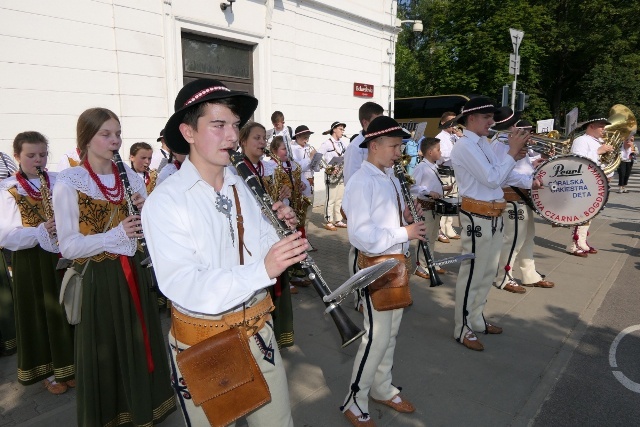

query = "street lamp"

[
  {"left": 396, "top": 19, "right": 423, "bottom": 34},
  {"left": 387, "top": 18, "right": 424, "bottom": 114}
]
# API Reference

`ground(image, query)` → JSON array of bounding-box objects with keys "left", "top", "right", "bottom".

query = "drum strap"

[{"left": 510, "top": 186, "right": 536, "bottom": 212}]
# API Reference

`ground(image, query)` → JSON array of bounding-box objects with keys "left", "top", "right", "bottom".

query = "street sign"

[
  {"left": 509, "top": 53, "right": 520, "bottom": 75},
  {"left": 509, "top": 28, "right": 524, "bottom": 54}
]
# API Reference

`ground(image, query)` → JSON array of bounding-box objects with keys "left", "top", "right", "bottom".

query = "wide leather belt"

[
  {"left": 418, "top": 199, "right": 435, "bottom": 211},
  {"left": 171, "top": 294, "right": 275, "bottom": 346},
  {"left": 461, "top": 197, "right": 507, "bottom": 217},
  {"left": 502, "top": 187, "right": 529, "bottom": 202}
]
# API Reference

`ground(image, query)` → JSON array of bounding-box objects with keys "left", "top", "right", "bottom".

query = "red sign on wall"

[{"left": 354, "top": 83, "right": 374, "bottom": 97}]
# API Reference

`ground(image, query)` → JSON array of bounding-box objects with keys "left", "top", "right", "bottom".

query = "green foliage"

[{"left": 396, "top": 0, "right": 640, "bottom": 126}]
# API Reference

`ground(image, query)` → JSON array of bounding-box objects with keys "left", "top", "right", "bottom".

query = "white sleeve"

[
  {"left": 53, "top": 180, "right": 136, "bottom": 259},
  {"left": 343, "top": 144, "right": 365, "bottom": 185},
  {"left": 452, "top": 141, "right": 516, "bottom": 190},
  {"left": 0, "top": 189, "right": 40, "bottom": 250},
  {"left": 291, "top": 146, "right": 311, "bottom": 172},
  {"left": 56, "top": 155, "right": 72, "bottom": 172}
]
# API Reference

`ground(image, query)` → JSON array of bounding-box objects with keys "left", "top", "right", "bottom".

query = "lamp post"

[
  {"left": 509, "top": 28, "right": 524, "bottom": 111},
  {"left": 388, "top": 19, "right": 423, "bottom": 115}
]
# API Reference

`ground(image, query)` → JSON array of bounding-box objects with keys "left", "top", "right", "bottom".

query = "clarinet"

[
  {"left": 393, "top": 163, "right": 444, "bottom": 287},
  {"left": 112, "top": 151, "right": 157, "bottom": 289},
  {"left": 228, "top": 149, "right": 364, "bottom": 348}
]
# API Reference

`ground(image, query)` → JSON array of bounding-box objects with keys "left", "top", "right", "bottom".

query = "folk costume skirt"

[
  {"left": 269, "top": 271, "right": 294, "bottom": 349},
  {"left": 12, "top": 246, "right": 74, "bottom": 384},
  {"left": 0, "top": 251, "right": 16, "bottom": 354},
  {"left": 76, "top": 252, "right": 175, "bottom": 427}
]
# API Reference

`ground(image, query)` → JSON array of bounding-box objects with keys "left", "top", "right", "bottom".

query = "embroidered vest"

[{"left": 8, "top": 187, "right": 46, "bottom": 227}]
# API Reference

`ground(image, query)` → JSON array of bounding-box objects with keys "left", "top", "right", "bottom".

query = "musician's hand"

[
  {"left": 405, "top": 221, "right": 426, "bottom": 242},
  {"left": 532, "top": 178, "right": 543, "bottom": 190},
  {"left": 131, "top": 192, "right": 145, "bottom": 211},
  {"left": 507, "top": 129, "right": 529, "bottom": 159},
  {"left": 443, "top": 184, "right": 453, "bottom": 192},
  {"left": 279, "top": 185, "right": 292, "bottom": 201},
  {"left": 122, "top": 214, "right": 143, "bottom": 238},
  {"left": 597, "top": 144, "right": 614, "bottom": 155},
  {"left": 264, "top": 231, "right": 308, "bottom": 279},
  {"left": 402, "top": 201, "right": 421, "bottom": 223},
  {"left": 429, "top": 191, "right": 441, "bottom": 200},
  {"left": 272, "top": 201, "right": 299, "bottom": 229},
  {"left": 44, "top": 218, "right": 56, "bottom": 237}
]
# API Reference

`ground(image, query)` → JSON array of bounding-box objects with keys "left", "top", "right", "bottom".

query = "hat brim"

[
  {"left": 492, "top": 111, "right": 522, "bottom": 131},
  {"left": 156, "top": 136, "right": 163, "bottom": 142},
  {"left": 294, "top": 130, "right": 314, "bottom": 137},
  {"left": 321, "top": 122, "right": 347, "bottom": 135},
  {"left": 438, "top": 119, "right": 456, "bottom": 129},
  {"left": 453, "top": 105, "right": 498, "bottom": 125},
  {"left": 578, "top": 118, "right": 612, "bottom": 129},
  {"left": 164, "top": 92, "right": 258, "bottom": 155},
  {"left": 359, "top": 128, "right": 411, "bottom": 148}
]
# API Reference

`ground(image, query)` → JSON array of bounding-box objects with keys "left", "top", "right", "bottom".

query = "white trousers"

[
  {"left": 495, "top": 202, "right": 542, "bottom": 288},
  {"left": 168, "top": 323, "right": 293, "bottom": 427},
  {"left": 454, "top": 212, "right": 504, "bottom": 340},
  {"left": 416, "top": 210, "right": 440, "bottom": 270},
  {"left": 324, "top": 178, "right": 345, "bottom": 223},
  {"left": 439, "top": 175, "right": 458, "bottom": 237},
  {"left": 342, "top": 289, "right": 403, "bottom": 416},
  {"left": 566, "top": 223, "right": 591, "bottom": 252}
]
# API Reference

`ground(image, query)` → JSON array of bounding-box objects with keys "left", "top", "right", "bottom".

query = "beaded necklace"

[
  {"left": 16, "top": 170, "right": 48, "bottom": 201},
  {"left": 84, "top": 160, "right": 124, "bottom": 203}
]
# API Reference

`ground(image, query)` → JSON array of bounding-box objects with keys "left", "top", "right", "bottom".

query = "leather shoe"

[
  {"left": 335, "top": 221, "right": 348, "bottom": 228},
  {"left": 344, "top": 409, "right": 376, "bottom": 426},
  {"left": 503, "top": 282, "right": 526, "bottom": 294},
  {"left": 484, "top": 323, "right": 503, "bottom": 334},
  {"left": 438, "top": 234, "right": 450, "bottom": 243},
  {"left": 448, "top": 234, "right": 461, "bottom": 240},
  {"left": 436, "top": 267, "right": 446, "bottom": 274},
  {"left": 522, "top": 280, "right": 555, "bottom": 288},
  {"left": 324, "top": 223, "right": 337, "bottom": 231},
  {"left": 569, "top": 250, "right": 588, "bottom": 258},
  {"left": 415, "top": 270, "right": 430, "bottom": 280},
  {"left": 371, "top": 394, "right": 416, "bottom": 413},
  {"left": 460, "top": 331, "right": 484, "bottom": 351},
  {"left": 43, "top": 379, "right": 68, "bottom": 395},
  {"left": 588, "top": 247, "right": 598, "bottom": 254}
]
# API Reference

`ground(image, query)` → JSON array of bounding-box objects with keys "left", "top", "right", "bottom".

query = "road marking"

[{"left": 609, "top": 324, "right": 640, "bottom": 393}]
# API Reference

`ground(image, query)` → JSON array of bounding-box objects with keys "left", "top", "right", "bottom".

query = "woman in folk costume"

[
  {"left": 53, "top": 108, "right": 175, "bottom": 426},
  {"left": 130, "top": 142, "right": 158, "bottom": 195},
  {"left": 0, "top": 131, "right": 75, "bottom": 394}
]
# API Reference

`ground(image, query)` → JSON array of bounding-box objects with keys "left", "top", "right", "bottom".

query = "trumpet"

[{"left": 494, "top": 131, "right": 571, "bottom": 157}]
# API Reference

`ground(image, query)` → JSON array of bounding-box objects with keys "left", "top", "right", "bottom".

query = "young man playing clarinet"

[
  {"left": 142, "top": 79, "right": 307, "bottom": 426},
  {"left": 450, "top": 97, "right": 528, "bottom": 352},
  {"left": 340, "top": 116, "right": 426, "bottom": 426}
]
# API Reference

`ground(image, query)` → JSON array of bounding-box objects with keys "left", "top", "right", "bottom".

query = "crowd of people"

[{"left": 0, "top": 78, "right": 636, "bottom": 427}]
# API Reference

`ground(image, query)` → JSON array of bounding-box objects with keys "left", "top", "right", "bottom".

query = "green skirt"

[
  {"left": 269, "top": 271, "right": 294, "bottom": 349},
  {"left": 76, "top": 253, "right": 175, "bottom": 427},
  {"left": 0, "top": 251, "right": 16, "bottom": 354},
  {"left": 12, "top": 246, "right": 74, "bottom": 384}
]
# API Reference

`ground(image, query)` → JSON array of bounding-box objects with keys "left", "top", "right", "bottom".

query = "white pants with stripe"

[
  {"left": 324, "top": 179, "right": 345, "bottom": 223},
  {"left": 495, "top": 202, "right": 542, "bottom": 288},
  {"left": 454, "top": 211, "right": 504, "bottom": 340},
  {"left": 566, "top": 223, "right": 591, "bottom": 253}
]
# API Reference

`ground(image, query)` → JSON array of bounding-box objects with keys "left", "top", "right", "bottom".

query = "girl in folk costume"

[
  {"left": 156, "top": 150, "right": 186, "bottom": 186},
  {"left": 52, "top": 108, "right": 175, "bottom": 426},
  {"left": 238, "top": 122, "right": 271, "bottom": 190},
  {"left": 0, "top": 131, "right": 75, "bottom": 394},
  {"left": 130, "top": 142, "right": 158, "bottom": 194}
]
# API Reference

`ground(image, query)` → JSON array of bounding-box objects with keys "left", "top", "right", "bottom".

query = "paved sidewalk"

[{"left": 1, "top": 182, "right": 638, "bottom": 426}]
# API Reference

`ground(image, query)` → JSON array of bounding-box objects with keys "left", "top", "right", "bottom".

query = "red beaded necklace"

[
  {"left": 16, "top": 171, "right": 48, "bottom": 201},
  {"left": 84, "top": 160, "right": 124, "bottom": 203},
  {"left": 174, "top": 160, "right": 182, "bottom": 170}
]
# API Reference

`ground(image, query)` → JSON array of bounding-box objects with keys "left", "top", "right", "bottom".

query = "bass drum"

[{"left": 530, "top": 154, "right": 609, "bottom": 226}]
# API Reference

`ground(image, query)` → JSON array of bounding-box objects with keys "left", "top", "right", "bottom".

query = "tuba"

[{"left": 601, "top": 104, "right": 637, "bottom": 175}]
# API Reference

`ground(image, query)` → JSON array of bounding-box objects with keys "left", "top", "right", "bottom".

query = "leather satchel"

[
  {"left": 176, "top": 326, "right": 271, "bottom": 427},
  {"left": 358, "top": 253, "right": 412, "bottom": 311}
]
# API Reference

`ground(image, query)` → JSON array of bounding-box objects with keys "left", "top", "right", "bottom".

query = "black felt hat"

[
  {"left": 294, "top": 125, "right": 314, "bottom": 138},
  {"left": 322, "top": 121, "right": 347, "bottom": 135},
  {"left": 453, "top": 96, "right": 498, "bottom": 124},
  {"left": 164, "top": 79, "right": 258, "bottom": 154},
  {"left": 438, "top": 118, "right": 456, "bottom": 129},
  {"left": 577, "top": 114, "right": 611, "bottom": 129},
  {"left": 156, "top": 129, "right": 164, "bottom": 142},
  {"left": 491, "top": 107, "right": 522, "bottom": 131},
  {"left": 359, "top": 116, "right": 411, "bottom": 148}
]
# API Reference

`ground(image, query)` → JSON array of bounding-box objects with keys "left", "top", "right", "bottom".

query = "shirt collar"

[
  {"left": 173, "top": 157, "right": 241, "bottom": 191},
  {"left": 361, "top": 160, "right": 394, "bottom": 178}
]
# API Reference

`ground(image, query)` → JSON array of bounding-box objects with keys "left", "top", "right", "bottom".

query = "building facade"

[{"left": 0, "top": 0, "right": 401, "bottom": 169}]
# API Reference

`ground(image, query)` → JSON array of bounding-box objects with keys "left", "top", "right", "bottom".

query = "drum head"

[{"left": 531, "top": 154, "right": 609, "bottom": 226}]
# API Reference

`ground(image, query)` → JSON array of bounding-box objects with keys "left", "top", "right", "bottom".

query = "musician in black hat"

[
  {"left": 142, "top": 78, "right": 305, "bottom": 426},
  {"left": 340, "top": 115, "right": 424, "bottom": 426},
  {"left": 150, "top": 129, "right": 170, "bottom": 171},
  {"left": 318, "top": 121, "right": 348, "bottom": 230},
  {"left": 565, "top": 114, "right": 614, "bottom": 257},
  {"left": 450, "top": 97, "right": 528, "bottom": 351},
  {"left": 490, "top": 108, "right": 553, "bottom": 294}
]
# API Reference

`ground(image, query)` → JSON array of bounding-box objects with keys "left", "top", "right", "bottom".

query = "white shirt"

[
  {"left": 410, "top": 159, "right": 443, "bottom": 199},
  {"left": 52, "top": 165, "right": 145, "bottom": 260},
  {"left": 150, "top": 148, "right": 170, "bottom": 171},
  {"left": 571, "top": 134, "right": 601, "bottom": 165},
  {"left": 318, "top": 137, "right": 347, "bottom": 165},
  {"left": 0, "top": 174, "right": 59, "bottom": 252},
  {"left": 57, "top": 148, "right": 81, "bottom": 172},
  {"left": 621, "top": 145, "right": 634, "bottom": 161},
  {"left": 450, "top": 130, "right": 516, "bottom": 201},
  {"left": 141, "top": 158, "right": 279, "bottom": 315},
  {"left": 0, "top": 152, "right": 18, "bottom": 181},
  {"left": 291, "top": 143, "right": 315, "bottom": 180},
  {"left": 343, "top": 131, "right": 367, "bottom": 185},
  {"left": 435, "top": 129, "right": 455, "bottom": 167},
  {"left": 490, "top": 135, "right": 534, "bottom": 189},
  {"left": 343, "top": 161, "right": 409, "bottom": 256},
  {"left": 156, "top": 162, "right": 179, "bottom": 186}
]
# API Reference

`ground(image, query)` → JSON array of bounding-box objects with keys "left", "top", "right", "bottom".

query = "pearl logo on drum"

[{"left": 551, "top": 163, "right": 583, "bottom": 177}]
